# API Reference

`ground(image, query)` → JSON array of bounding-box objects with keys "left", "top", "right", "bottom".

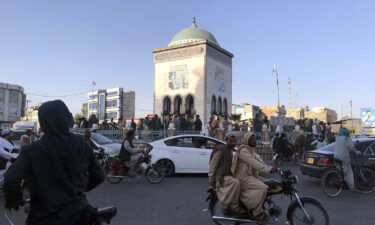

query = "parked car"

[
  {"left": 148, "top": 135, "right": 226, "bottom": 176},
  {"left": 71, "top": 129, "right": 121, "bottom": 156},
  {"left": 300, "top": 138, "right": 375, "bottom": 179}
]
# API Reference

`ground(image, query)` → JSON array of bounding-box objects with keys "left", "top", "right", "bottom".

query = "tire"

[
  {"left": 145, "top": 164, "right": 165, "bottom": 184},
  {"left": 157, "top": 159, "right": 175, "bottom": 176},
  {"left": 273, "top": 154, "right": 283, "bottom": 166},
  {"left": 106, "top": 169, "right": 123, "bottom": 184},
  {"left": 287, "top": 197, "right": 329, "bottom": 225},
  {"left": 292, "top": 153, "right": 300, "bottom": 166},
  {"left": 355, "top": 168, "right": 375, "bottom": 194},
  {"left": 321, "top": 169, "right": 343, "bottom": 197}
]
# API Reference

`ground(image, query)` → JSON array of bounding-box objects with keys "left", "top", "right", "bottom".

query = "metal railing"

[{"left": 95, "top": 129, "right": 296, "bottom": 145}]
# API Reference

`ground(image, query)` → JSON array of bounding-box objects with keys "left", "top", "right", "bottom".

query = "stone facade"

[
  {"left": 260, "top": 105, "right": 287, "bottom": 119},
  {"left": 153, "top": 40, "right": 233, "bottom": 124},
  {"left": 285, "top": 105, "right": 338, "bottom": 123},
  {"left": 0, "top": 82, "right": 26, "bottom": 128}
]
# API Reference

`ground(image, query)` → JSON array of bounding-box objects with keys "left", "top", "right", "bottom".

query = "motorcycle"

[
  {"left": 103, "top": 147, "right": 165, "bottom": 184},
  {"left": 205, "top": 169, "right": 329, "bottom": 225}
]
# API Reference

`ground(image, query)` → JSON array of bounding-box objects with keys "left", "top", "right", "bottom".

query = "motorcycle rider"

[
  {"left": 3, "top": 100, "right": 105, "bottom": 225},
  {"left": 119, "top": 129, "right": 144, "bottom": 176},
  {"left": 231, "top": 132, "right": 278, "bottom": 220},
  {"left": 334, "top": 127, "right": 360, "bottom": 191},
  {"left": 0, "top": 129, "right": 18, "bottom": 186},
  {"left": 208, "top": 133, "right": 246, "bottom": 217}
]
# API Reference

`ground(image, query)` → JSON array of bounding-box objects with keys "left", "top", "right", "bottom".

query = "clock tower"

[{"left": 153, "top": 19, "right": 233, "bottom": 124}]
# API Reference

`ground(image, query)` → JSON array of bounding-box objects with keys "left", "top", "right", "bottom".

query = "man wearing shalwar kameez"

[{"left": 231, "top": 132, "right": 278, "bottom": 220}]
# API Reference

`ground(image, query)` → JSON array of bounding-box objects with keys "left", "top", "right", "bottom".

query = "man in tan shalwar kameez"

[
  {"left": 208, "top": 133, "right": 246, "bottom": 216},
  {"left": 231, "top": 132, "right": 278, "bottom": 220}
]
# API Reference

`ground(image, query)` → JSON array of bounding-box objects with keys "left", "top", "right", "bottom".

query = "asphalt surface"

[{"left": 1, "top": 164, "right": 375, "bottom": 225}]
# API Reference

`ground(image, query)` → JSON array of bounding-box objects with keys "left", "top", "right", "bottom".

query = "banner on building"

[{"left": 361, "top": 108, "right": 375, "bottom": 127}]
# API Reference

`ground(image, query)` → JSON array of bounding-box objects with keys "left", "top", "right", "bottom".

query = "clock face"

[{"left": 215, "top": 67, "right": 225, "bottom": 92}]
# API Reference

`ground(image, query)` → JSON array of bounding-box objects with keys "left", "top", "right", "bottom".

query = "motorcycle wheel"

[
  {"left": 145, "top": 164, "right": 165, "bottom": 184},
  {"left": 355, "top": 168, "right": 375, "bottom": 194},
  {"left": 321, "top": 169, "right": 343, "bottom": 197},
  {"left": 287, "top": 197, "right": 329, "bottom": 225},
  {"left": 106, "top": 170, "right": 123, "bottom": 184},
  {"left": 273, "top": 154, "right": 283, "bottom": 166}
]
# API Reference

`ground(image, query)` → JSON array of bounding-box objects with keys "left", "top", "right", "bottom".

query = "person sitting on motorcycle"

[
  {"left": 119, "top": 129, "right": 144, "bottom": 176},
  {"left": 0, "top": 129, "right": 18, "bottom": 186},
  {"left": 231, "top": 132, "right": 278, "bottom": 220},
  {"left": 279, "top": 133, "right": 295, "bottom": 158},
  {"left": 208, "top": 133, "right": 246, "bottom": 217}
]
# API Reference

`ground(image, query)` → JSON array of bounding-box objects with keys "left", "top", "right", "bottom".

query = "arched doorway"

[
  {"left": 163, "top": 96, "right": 171, "bottom": 115},
  {"left": 223, "top": 98, "right": 228, "bottom": 115},
  {"left": 174, "top": 95, "right": 182, "bottom": 115},
  {"left": 218, "top": 97, "right": 222, "bottom": 115},
  {"left": 185, "top": 95, "right": 194, "bottom": 115},
  {"left": 211, "top": 95, "right": 216, "bottom": 114}
]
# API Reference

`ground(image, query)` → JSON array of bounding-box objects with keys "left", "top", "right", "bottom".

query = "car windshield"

[
  {"left": 91, "top": 133, "right": 113, "bottom": 145},
  {"left": 319, "top": 143, "right": 335, "bottom": 152}
]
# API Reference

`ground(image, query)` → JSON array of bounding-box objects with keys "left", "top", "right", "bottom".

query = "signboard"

[{"left": 361, "top": 108, "right": 375, "bottom": 127}]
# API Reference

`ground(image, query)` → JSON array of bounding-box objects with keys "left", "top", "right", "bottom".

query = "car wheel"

[{"left": 157, "top": 159, "right": 175, "bottom": 176}]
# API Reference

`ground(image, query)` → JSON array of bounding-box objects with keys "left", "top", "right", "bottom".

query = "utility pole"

[
  {"left": 341, "top": 104, "right": 344, "bottom": 119},
  {"left": 350, "top": 100, "right": 354, "bottom": 134},
  {"left": 288, "top": 77, "right": 292, "bottom": 108},
  {"left": 272, "top": 64, "right": 280, "bottom": 107}
]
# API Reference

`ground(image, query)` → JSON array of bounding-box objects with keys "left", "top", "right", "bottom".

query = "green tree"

[
  {"left": 73, "top": 113, "right": 83, "bottom": 125},
  {"left": 81, "top": 103, "right": 88, "bottom": 118},
  {"left": 230, "top": 114, "right": 241, "bottom": 123}
]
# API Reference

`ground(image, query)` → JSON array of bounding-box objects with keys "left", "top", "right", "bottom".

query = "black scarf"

[{"left": 38, "top": 100, "right": 77, "bottom": 178}]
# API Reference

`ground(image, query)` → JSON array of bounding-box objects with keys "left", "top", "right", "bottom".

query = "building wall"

[
  {"left": 153, "top": 41, "right": 233, "bottom": 124},
  {"left": 205, "top": 45, "right": 232, "bottom": 123},
  {"left": 123, "top": 91, "right": 135, "bottom": 119},
  {"left": 305, "top": 107, "right": 338, "bottom": 123},
  {"left": 153, "top": 43, "right": 206, "bottom": 122},
  {"left": 260, "top": 105, "right": 287, "bottom": 119},
  {"left": 0, "top": 82, "right": 25, "bottom": 126},
  {"left": 232, "top": 104, "right": 259, "bottom": 121},
  {"left": 87, "top": 87, "right": 135, "bottom": 121}
]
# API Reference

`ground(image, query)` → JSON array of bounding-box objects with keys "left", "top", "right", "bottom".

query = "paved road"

[{"left": 1, "top": 165, "right": 375, "bottom": 225}]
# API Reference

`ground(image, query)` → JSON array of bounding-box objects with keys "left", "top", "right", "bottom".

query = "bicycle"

[
  {"left": 4, "top": 199, "right": 117, "bottom": 225},
  {"left": 321, "top": 154, "right": 375, "bottom": 197}
]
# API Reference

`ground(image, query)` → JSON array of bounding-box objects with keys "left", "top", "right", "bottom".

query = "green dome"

[{"left": 169, "top": 20, "right": 219, "bottom": 46}]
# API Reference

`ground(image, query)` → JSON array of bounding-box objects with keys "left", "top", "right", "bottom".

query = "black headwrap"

[{"left": 38, "top": 100, "right": 76, "bottom": 178}]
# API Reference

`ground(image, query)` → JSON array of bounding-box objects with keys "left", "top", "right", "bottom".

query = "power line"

[{"left": 25, "top": 90, "right": 90, "bottom": 98}]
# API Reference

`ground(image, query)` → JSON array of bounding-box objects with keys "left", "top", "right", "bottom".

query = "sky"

[{"left": 1, "top": 0, "right": 375, "bottom": 118}]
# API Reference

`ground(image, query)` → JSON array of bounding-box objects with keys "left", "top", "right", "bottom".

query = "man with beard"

[
  {"left": 232, "top": 132, "right": 278, "bottom": 220},
  {"left": 208, "top": 133, "right": 246, "bottom": 217},
  {"left": 4, "top": 100, "right": 104, "bottom": 225},
  {"left": 0, "top": 129, "right": 18, "bottom": 186}
]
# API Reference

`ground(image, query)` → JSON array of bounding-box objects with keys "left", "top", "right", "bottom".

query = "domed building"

[{"left": 153, "top": 19, "right": 233, "bottom": 125}]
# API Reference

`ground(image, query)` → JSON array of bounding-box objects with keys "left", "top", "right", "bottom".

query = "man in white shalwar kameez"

[{"left": 0, "top": 129, "right": 18, "bottom": 186}]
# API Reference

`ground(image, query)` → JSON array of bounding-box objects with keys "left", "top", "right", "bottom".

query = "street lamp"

[{"left": 272, "top": 64, "right": 280, "bottom": 107}]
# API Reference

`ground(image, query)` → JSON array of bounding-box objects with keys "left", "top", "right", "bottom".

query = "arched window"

[
  {"left": 174, "top": 96, "right": 182, "bottom": 115},
  {"left": 185, "top": 95, "right": 194, "bottom": 115},
  {"left": 211, "top": 95, "right": 216, "bottom": 114},
  {"left": 163, "top": 96, "right": 171, "bottom": 115},
  {"left": 223, "top": 98, "right": 228, "bottom": 115},
  {"left": 218, "top": 97, "right": 222, "bottom": 114}
]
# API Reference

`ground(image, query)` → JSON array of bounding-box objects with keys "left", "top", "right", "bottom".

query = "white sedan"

[{"left": 149, "top": 135, "right": 225, "bottom": 175}]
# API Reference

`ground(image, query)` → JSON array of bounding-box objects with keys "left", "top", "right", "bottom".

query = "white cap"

[{"left": 1, "top": 129, "right": 12, "bottom": 136}]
